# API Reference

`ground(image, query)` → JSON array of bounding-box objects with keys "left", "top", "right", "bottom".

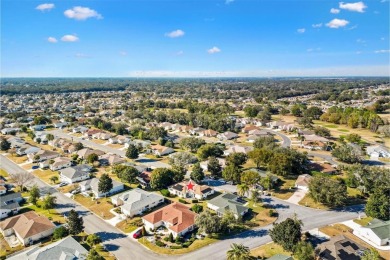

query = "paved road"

[
  {"left": 1, "top": 154, "right": 364, "bottom": 260},
  {"left": 268, "top": 129, "right": 291, "bottom": 148},
  {"left": 47, "top": 129, "right": 170, "bottom": 169}
]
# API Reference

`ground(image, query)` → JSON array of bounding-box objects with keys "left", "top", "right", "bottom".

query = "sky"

[{"left": 1, "top": 0, "right": 389, "bottom": 77}]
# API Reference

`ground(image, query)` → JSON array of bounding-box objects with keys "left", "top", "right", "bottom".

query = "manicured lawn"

[
  {"left": 250, "top": 242, "right": 292, "bottom": 259},
  {"left": 73, "top": 195, "right": 115, "bottom": 219},
  {"left": 58, "top": 183, "right": 79, "bottom": 193},
  {"left": 74, "top": 233, "right": 116, "bottom": 260},
  {"left": 91, "top": 139, "right": 108, "bottom": 145},
  {"left": 22, "top": 163, "right": 34, "bottom": 170},
  {"left": 245, "top": 201, "right": 277, "bottom": 227},
  {"left": 298, "top": 194, "right": 329, "bottom": 210},
  {"left": 353, "top": 217, "right": 373, "bottom": 226},
  {"left": 21, "top": 202, "right": 66, "bottom": 224},
  {"left": 116, "top": 217, "right": 143, "bottom": 233},
  {"left": 139, "top": 236, "right": 217, "bottom": 255},
  {"left": 107, "top": 143, "right": 123, "bottom": 149},
  {"left": 0, "top": 233, "right": 24, "bottom": 258},
  {"left": 0, "top": 168, "right": 9, "bottom": 177},
  {"left": 32, "top": 169, "right": 59, "bottom": 184},
  {"left": 338, "top": 129, "right": 350, "bottom": 132},
  {"left": 272, "top": 177, "right": 296, "bottom": 200},
  {"left": 6, "top": 154, "right": 27, "bottom": 164}
]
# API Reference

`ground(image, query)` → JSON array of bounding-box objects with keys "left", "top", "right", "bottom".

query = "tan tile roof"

[{"left": 142, "top": 202, "right": 196, "bottom": 233}]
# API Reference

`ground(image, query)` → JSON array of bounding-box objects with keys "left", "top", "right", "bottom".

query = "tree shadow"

[
  {"left": 95, "top": 231, "right": 127, "bottom": 242},
  {"left": 103, "top": 243, "right": 120, "bottom": 251}
]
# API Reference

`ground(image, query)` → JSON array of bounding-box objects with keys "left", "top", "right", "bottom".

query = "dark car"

[
  {"left": 133, "top": 229, "right": 142, "bottom": 239},
  {"left": 32, "top": 165, "right": 39, "bottom": 169}
]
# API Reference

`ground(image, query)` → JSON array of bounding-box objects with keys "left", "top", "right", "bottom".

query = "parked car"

[
  {"left": 58, "top": 182, "right": 67, "bottom": 187},
  {"left": 32, "top": 165, "right": 39, "bottom": 169},
  {"left": 133, "top": 229, "right": 142, "bottom": 239}
]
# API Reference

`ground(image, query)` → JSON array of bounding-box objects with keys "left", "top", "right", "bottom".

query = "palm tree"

[
  {"left": 237, "top": 183, "right": 249, "bottom": 197},
  {"left": 226, "top": 243, "right": 253, "bottom": 260},
  {"left": 250, "top": 189, "right": 260, "bottom": 207}
]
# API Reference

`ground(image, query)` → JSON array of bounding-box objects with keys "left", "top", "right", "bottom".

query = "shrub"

[
  {"left": 160, "top": 189, "right": 170, "bottom": 197},
  {"left": 183, "top": 241, "right": 193, "bottom": 247},
  {"left": 163, "top": 237, "right": 169, "bottom": 241},
  {"left": 269, "top": 209, "right": 276, "bottom": 217},
  {"left": 178, "top": 198, "right": 187, "bottom": 204},
  {"left": 170, "top": 245, "right": 183, "bottom": 249},
  {"left": 191, "top": 199, "right": 198, "bottom": 203},
  {"left": 155, "top": 240, "right": 165, "bottom": 247}
]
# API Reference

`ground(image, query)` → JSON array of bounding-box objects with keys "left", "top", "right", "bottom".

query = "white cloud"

[
  {"left": 61, "top": 35, "right": 79, "bottom": 42},
  {"left": 375, "top": 50, "right": 390, "bottom": 53},
  {"left": 119, "top": 51, "right": 127, "bottom": 56},
  {"left": 47, "top": 37, "right": 57, "bottom": 43},
  {"left": 356, "top": 51, "right": 362, "bottom": 54},
  {"left": 297, "top": 28, "right": 306, "bottom": 33},
  {"left": 64, "top": 6, "right": 103, "bottom": 20},
  {"left": 207, "top": 46, "right": 221, "bottom": 54},
  {"left": 339, "top": 2, "right": 367, "bottom": 12},
  {"left": 312, "top": 23, "right": 322, "bottom": 28},
  {"left": 330, "top": 8, "right": 340, "bottom": 14},
  {"left": 36, "top": 3, "right": 54, "bottom": 11},
  {"left": 326, "top": 19, "right": 349, "bottom": 28},
  {"left": 165, "top": 29, "right": 185, "bottom": 38},
  {"left": 225, "top": 0, "right": 234, "bottom": 4},
  {"left": 381, "top": 37, "right": 385, "bottom": 41},
  {"left": 176, "top": 51, "right": 184, "bottom": 56}
]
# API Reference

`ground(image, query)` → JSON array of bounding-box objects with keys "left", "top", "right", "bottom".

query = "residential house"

[
  {"left": 242, "top": 125, "right": 259, "bottom": 134},
  {"left": 77, "top": 148, "right": 105, "bottom": 160},
  {"left": 27, "top": 150, "right": 59, "bottom": 163},
  {"left": 16, "top": 145, "right": 40, "bottom": 156},
  {"left": 316, "top": 235, "right": 366, "bottom": 260},
  {"left": 53, "top": 122, "right": 68, "bottom": 128},
  {"left": 354, "top": 218, "right": 390, "bottom": 246},
  {"left": 217, "top": 131, "right": 238, "bottom": 141},
  {"left": 84, "top": 129, "right": 102, "bottom": 138},
  {"left": 190, "top": 127, "right": 206, "bottom": 136},
  {"left": 99, "top": 153, "right": 126, "bottom": 166},
  {"left": 111, "top": 189, "right": 164, "bottom": 217},
  {"left": 142, "top": 202, "right": 196, "bottom": 238},
  {"left": 180, "top": 125, "right": 193, "bottom": 133},
  {"left": 59, "top": 164, "right": 92, "bottom": 184},
  {"left": 0, "top": 211, "right": 55, "bottom": 246},
  {"left": 8, "top": 236, "right": 88, "bottom": 260},
  {"left": 200, "top": 158, "right": 226, "bottom": 171},
  {"left": 268, "top": 121, "right": 296, "bottom": 132},
  {"left": 366, "top": 145, "right": 390, "bottom": 159},
  {"left": 1, "top": 128, "right": 21, "bottom": 135},
  {"left": 199, "top": 129, "right": 218, "bottom": 137},
  {"left": 33, "top": 132, "right": 49, "bottom": 144},
  {"left": 125, "top": 139, "right": 151, "bottom": 149},
  {"left": 150, "top": 145, "right": 175, "bottom": 156},
  {"left": 295, "top": 174, "right": 312, "bottom": 191},
  {"left": 72, "top": 125, "right": 89, "bottom": 133},
  {"left": 207, "top": 193, "right": 249, "bottom": 219},
  {"left": 108, "top": 135, "right": 130, "bottom": 144},
  {"left": 29, "top": 125, "right": 46, "bottom": 131},
  {"left": 267, "top": 255, "right": 293, "bottom": 260},
  {"left": 301, "top": 135, "right": 330, "bottom": 150},
  {"left": 7, "top": 136, "right": 25, "bottom": 148},
  {"left": 40, "top": 157, "right": 72, "bottom": 171},
  {"left": 0, "top": 193, "right": 23, "bottom": 219},
  {"left": 309, "top": 162, "right": 338, "bottom": 175},
  {"left": 92, "top": 132, "right": 111, "bottom": 140},
  {"left": 168, "top": 180, "right": 214, "bottom": 200},
  {"left": 79, "top": 177, "right": 124, "bottom": 198},
  {"left": 137, "top": 171, "right": 152, "bottom": 188},
  {"left": 224, "top": 145, "right": 253, "bottom": 156}
]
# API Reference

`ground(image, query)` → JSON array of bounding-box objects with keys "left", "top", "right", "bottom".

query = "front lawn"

[
  {"left": 245, "top": 201, "right": 277, "bottom": 227},
  {"left": 6, "top": 154, "right": 27, "bottom": 164},
  {"left": 91, "top": 139, "right": 108, "bottom": 145},
  {"left": 298, "top": 194, "right": 329, "bottom": 210},
  {"left": 21, "top": 202, "right": 66, "bottom": 225},
  {"left": 116, "top": 217, "right": 143, "bottom": 233},
  {"left": 73, "top": 195, "right": 114, "bottom": 219},
  {"left": 272, "top": 177, "right": 296, "bottom": 200},
  {"left": 0, "top": 168, "right": 8, "bottom": 177},
  {"left": 32, "top": 169, "right": 59, "bottom": 185},
  {"left": 353, "top": 217, "right": 373, "bottom": 226},
  {"left": 250, "top": 242, "right": 292, "bottom": 259},
  {"left": 138, "top": 235, "right": 217, "bottom": 255}
]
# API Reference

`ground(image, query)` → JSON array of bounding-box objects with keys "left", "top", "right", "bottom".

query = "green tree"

[
  {"left": 207, "top": 156, "right": 222, "bottom": 178},
  {"left": 46, "top": 134, "right": 54, "bottom": 141},
  {"left": 253, "top": 136, "right": 277, "bottom": 149},
  {"left": 222, "top": 164, "right": 242, "bottom": 184},
  {"left": 86, "top": 234, "right": 102, "bottom": 247},
  {"left": 260, "top": 174, "right": 273, "bottom": 191},
  {"left": 309, "top": 176, "right": 347, "bottom": 207},
  {"left": 361, "top": 248, "right": 381, "bottom": 260},
  {"left": 250, "top": 189, "right": 260, "bottom": 206},
  {"left": 53, "top": 226, "right": 68, "bottom": 240},
  {"left": 291, "top": 104, "right": 303, "bottom": 117},
  {"left": 241, "top": 171, "right": 260, "bottom": 186},
  {"left": 126, "top": 144, "right": 139, "bottom": 159},
  {"left": 42, "top": 194, "right": 56, "bottom": 211},
  {"left": 74, "top": 142, "right": 84, "bottom": 151},
  {"left": 50, "top": 175, "right": 59, "bottom": 184},
  {"left": 237, "top": 183, "right": 249, "bottom": 197},
  {"left": 67, "top": 209, "right": 84, "bottom": 235},
  {"left": 168, "top": 232, "right": 174, "bottom": 242},
  {"left": 179, "top": 137, "right": 206, "bottom": 153},
  {"left": 86, "top": 153, "right": 99, "bottom": 164},
  {"left": 345, "top": 133, "right": 362, "bottom": 143},
  {"left": 190, "top": 163, "right": 204, "bottom": 184},
  {"left": 141, "top": 226, "right": 147, "bottom": 236},
  {"left": 365, "top": 187, "right": 390, "bottom": 221},
  {"left": 191, "top": 204, "right": 203, "bottom": 213},
  {"left": 195, "top": 210, "right": 221, "bottom": 234},
  {"left": 0, "top": 138, "right": 11, "bottom": 151},
  {"left": 248, "top": 148, "right": 274, "bottom": 169},
  {"left": 226, "top": 152, "right": 248, "bottom": 167},
  {"left": 98, "top": 173, "right": 113, "bottom": 197},
  {"left": 313, "top": 126, "right": 331, "bottom": 137},
  {"left": 28, "top": 185, "right": 40, "bottom": 205},
  {"left": 87, "top": 249, "right": 104, "bottom": 260},
  {"left": 269, "top": 217, "right": 302, "bottom": 251},
  {"left": 293, "top": 241, "right": 314, "bottom": 260},
  {"left": 113, "top": 165, "right": 139, "bottom": 184},
  {"left": 197, "top": 144, "right": 224, "bottom": 160},
  {"left": 226, "top": 243, "right": 253, "bottom": 260},
  {"left": 331, "top": 144, "right": 362, "bottom": 164},
  {"left": 150, "top": 168, "right": 174, "bottom": 190}
]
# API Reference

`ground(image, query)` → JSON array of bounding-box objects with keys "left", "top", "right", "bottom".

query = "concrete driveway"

[{"left": 286, "top": 188, "right": 307, "bottom": 204}]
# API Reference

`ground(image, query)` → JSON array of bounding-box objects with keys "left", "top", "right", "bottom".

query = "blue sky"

[{"left": 1, "top": 0, "right": 389, "bottom": 77}]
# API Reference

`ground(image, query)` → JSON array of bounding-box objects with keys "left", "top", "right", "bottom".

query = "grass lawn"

[
  {"left": 298, "top": 194, "right": 329, "bottom": 210},
  {"left": 91, "top": 139, "right": 108, "bottom": 145},
  {"left": 73, "top": 195, "right": 114, "bottom": 219},
  {"left": 0, "top": 233, "right": 24, "bottom": 259},
  {"left": 6, "top": 154, "right": 27, "bottom": 164},
  {"left": 107, "top": 143, "right": 123, "bottom": 149},
  {"left": 22, "top": 163, "right": 34, "bottom": 170},
  {"left": 32, "top": 169, "right": 60, "bottom": 185},
  {"left": 272, "top": 177, "right": 296, "bottom": 200},
  {"left": 353, "top": 217, "right": 373, "bottom": 226},
  {"left": 115, "top": 217, "right": 143, "bottom": 233},
  {"left": 250, "top": 242, "right": 292, "bottom": 259},
  {"left": 74, "top": 234, "right": 116, "bottom": 260},
  {"left": 0, "top": 168, "right": 9, "bottom": 177},
  {"left": 21, "top": 202, "right": 66, "bottom": 224},
  {"left": 139, "top": 236, "right": 217, "bottom": 255},
  {"left": 245, "top": 201, "right": 277, "bottom": 227},
  {"left": 58, "top": 183, "right": 79, "bottom": 193}
]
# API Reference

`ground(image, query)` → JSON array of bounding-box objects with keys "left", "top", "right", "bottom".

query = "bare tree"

[{"left": 9, "top": 172, "right": 34, "bottom": 191}]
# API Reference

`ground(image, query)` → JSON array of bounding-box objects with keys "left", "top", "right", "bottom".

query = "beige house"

[
  {"left": 27, "top": 150, "right": 59, "bottom": 163},
  {"left": 0, "top": 212, "right": 55, "bottom": 246}
]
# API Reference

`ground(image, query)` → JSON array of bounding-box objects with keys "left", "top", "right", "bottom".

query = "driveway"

[
  {"left": 203, "top": 179, "right": 237, "bottom": 193},
  {"left": 286, "top": 188, "right": 307, "bottom": 204}
]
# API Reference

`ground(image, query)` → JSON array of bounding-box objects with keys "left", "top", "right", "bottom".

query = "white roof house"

[
  {"left": 111, "top": 188, "right": 164, "bottom": 217},
  {"left": 366, "top": 145, "right": 390, "bottom": 159},
  {"left": 79, "top": 177, "right": 124, "bottom": 198}
]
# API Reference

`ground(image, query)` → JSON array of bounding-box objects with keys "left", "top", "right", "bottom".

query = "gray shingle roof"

[
  {"left": 363, "top": 219, "right": 390, "bottom": 240},
  {"left": 208, "top": 193, "right": 248, "bottom": 216}
]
